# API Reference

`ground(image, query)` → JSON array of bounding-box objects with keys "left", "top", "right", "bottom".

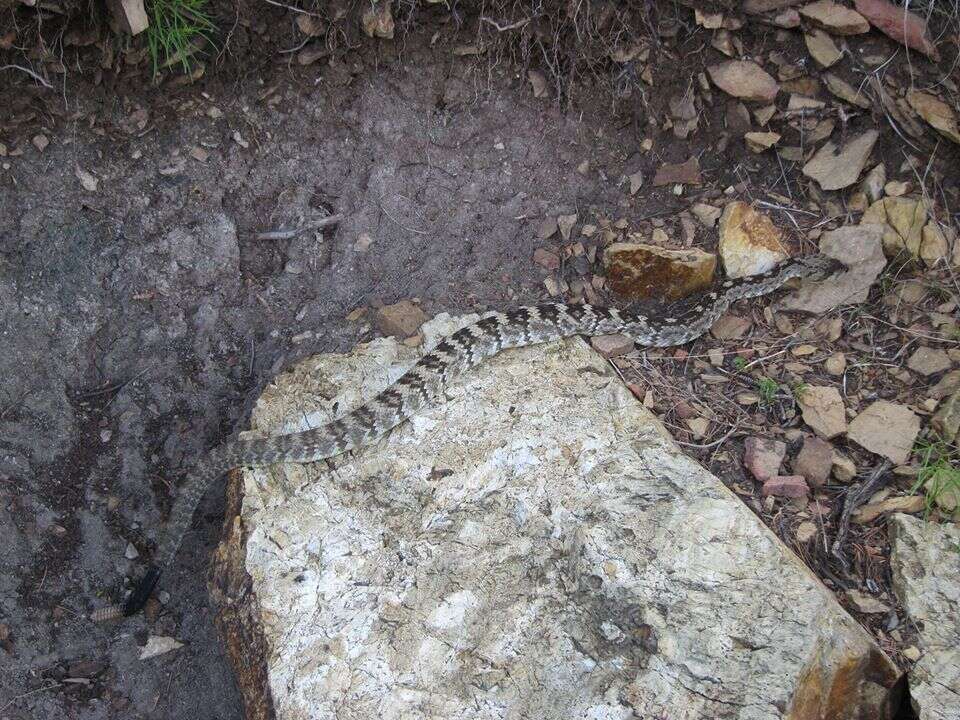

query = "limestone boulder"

[
  {"left": 889, "top": 515, "right": 960, "bottom": 720},
  {"left": 211, "top": 314, "right": 902, "bottom": 719}
]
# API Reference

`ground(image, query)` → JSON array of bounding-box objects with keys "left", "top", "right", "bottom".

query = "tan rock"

[
  {"left": 825, "top": 352, "right": 847, "bottom": 376},
  {"left": 804, "top": 28, "right": 843, "bottom": 67},
  {"left": 920, "top": 223, "right": 950, "bottom": 267},
  {"left": 690, "top": 203, "right": 722, "bottom": 228},
  {"left": 799, "top": 0, "right": 870, "bottom": 34},
  {"left": 862, "top": 163, "right": 886, "bottom": 202},
  {"left": 376, "top": 300, "right": 428, "bottom": 338},
  {"left": 778, "top": 224, "right": 886, "bottom": 314},
  {"left": 710, "top": 314, "right": 752, "bottom": 340},
  {"left": 718, "top": 202, "right": 789, "bottom": 279},
  {"left": 861, "top": 197, "right": 929, "bottom": 258},
  {"left": 847, "top": 400, "right": 921, "bottom": 465},
  {"left": 852, "top": 495, "right": 925, "bottom": 523},
  {"left": 798, "top": 385, "right": 847, "bottom": 439},
  {"left": 930, "top": 370, "right": 960, "bottom": 399},
  {"left": 590, "top": 334, "right": 634, "bottom": 358},
  {"left": 802, "top": 130, "right": 879, "bottom": 190},
  {"left": 907, "top": 91, "right": 960, "bottom": 145},
  {"left": 823, "top": 73, "right": 871, "bottom": 108},
  {"left": 832, "top": 453, "right": 857, "bottom": 481},
  {"left": 603, "top": 243, "right": 716, "bottom": 300},
  {"left": 796, "top": 521, "right": 818, "bottom": 543},
  {"left": 361, "top": 1, "right": 394, "bottom": 38},
  {"left": 793, "top": 435, "right": 834, "bottom": 487},
  {"left": 932, "top": 390, "right": 960, "bottom": 443},
  {"left": 845, "top": 589, "right": 890, "bottom": 614},
  {"left": 707, "top": 60, "right": 780, "bottom": 103},
  {"left": 745, "top": 131, "right": 781, "bottom": 153},
  {"left": 907, "top": 347, "right": 952, "bottom": 377}
]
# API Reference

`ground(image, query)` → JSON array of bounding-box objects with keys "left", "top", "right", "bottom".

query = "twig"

[
  {"left": 0, "top": 64, "right": 53, "bottom": 89},
  {"left": 261, "top": 0, "right": 324, "bottom": 17},
  {"left": 831, "top": 460, "right": 892, "bottom": 570},
  {"left": 674, "top": 422, "right": 741, "bottom": 450},
  {"left": 254, "top": 214, "right": 343, "bottom": 241}
]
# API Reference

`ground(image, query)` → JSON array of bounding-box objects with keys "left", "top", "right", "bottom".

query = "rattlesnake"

[{"left": 92, "top": 254, "right": 839, "bottom": 621}]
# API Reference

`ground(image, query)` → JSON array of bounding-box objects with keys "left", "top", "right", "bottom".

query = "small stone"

[
  {"left": 743, "top": 436, "right": 787, "bottom": 481},
  {"left": 139, "top": 635, "right": 184, "bottom": 660},
  {"left": 824, "top": 352, "right": 847, "bottom": 376},
  {"left": 353, "top": 233, "right": 373, "bottom": 252},
  {"left": 832, "top": 453, "right": 857, "bottom": 481},
  {"left": 376, "top": 301, "right": 428, "bottom": 338},
  {"left": 708, "top": 348, "right": 724, "bottom": 366},
  {"left": 932, "top": 390, "right": 960, "bottom": 442},
  {"left": 652, "top": 157, "right": 702, "bottom": 186},
  {"left": 907, "top": 347, "right": 952, "bottom": 376},
  {"left": 189, "top": 146, "right": 209, "bottom": 162},
  {"left": 686, "top": 417, "right": 711, "bottom": 438},
  {"left": 745, "top": 131, "right": 780, "bottom": 153},
  {"left": 125, "top": 542, "right": 139, "bottom": 560},
  {"left": 823, "top": 73, "right": 871, "bottom": 109},
  {"left": 802, "top": 130, "right": 879, "bottom": 191},
  {"left": 590, "top": 334, "right": 634, "bottom": 358},
  {"left": 847, "top": 401, "right": 921, "bottom": 465},
  {"left": 930, "top": 370, "right": 960, "bottom": 399},
  {"left": 32, "top": 134, "right": 49, "bottom": 152},
  {"left": 920, "top": 223, "right": 950, "bottom": 267},
  {"left": 718, "top": 202, "right": 788, "bottom": 279},
  {"left": 762, "top": 475, "right": 810, "bottom": 498},
  {"left": 557, "top": 214, "right": 578, "bottom": 241},
  {"left": 906, "top": 90, "right": 960, "bottom": 145},
  {"left": 690, "top": 203, "right": 722, "bottom": 228},
  {"left": 537, "top": 217, "right": 559, "bottom": 239},
  {"left": 804, "top": 29, "right": 843, "bottom": 68},
  {"left": 711, "top": 313, "right": 752, "bottom": 341},
  {"left": 845, "top": 589, "right": 890, "bottom": 614},
  {"left": 795, "top": 521, "right": 818, "bottom": 543},
  {"left": 533, "top": 248, "right": 561, "bottom": 271},
  {"left": 902, "top": 646, "right": 921, "bottom": 662},
  {"left": 799, "top": 0, "right": 870, "bottom": 34},
  {"left": 603, "top": 242, "right": 716, "bottom": 300},
  {"left": 206, "top": 106, "right": 224, "bottom": 119},
  {"left": 862, "top": 164, "right": 886, "bottom": 202},
  {"left": 793, "top": 436, "right": 834, "bottom": 487},
  {"left": 798, "top": 385, "right": 847, "bottom": 439},
  {"left": 100, "top": 429, "right": 112, "bottom": 443},
  {"left": 707, "top": 60, "right": 780, "bottom": 103},
  {"left": 852, "top": 495, "right": 925, "bottom": 523}
]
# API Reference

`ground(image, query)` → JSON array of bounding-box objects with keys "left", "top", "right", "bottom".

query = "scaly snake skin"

[{"left": 92, "top": 255, "right": 838, "bottom": 621}]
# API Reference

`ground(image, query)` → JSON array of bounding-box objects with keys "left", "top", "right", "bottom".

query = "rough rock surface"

[
  {"left": 717, "top": 201, "right": 789, "bottom": 279},
  {"left": 888, "top": 515, "right": 960, "bottom": 720},
  {"left": 603, "top": 242, "right": 716, "bottom": 300},
  {"left": 211, "top": 315, "right": 901, "bottom": 719}
]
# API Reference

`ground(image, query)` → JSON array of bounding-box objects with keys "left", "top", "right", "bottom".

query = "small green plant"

[
  {"left": 757, "top": 377, "right": 779, "bottom": 406},
  {"left": 910, "top": 437, "right": 960, "bottom": 517},
  {"left": 732, "top": 356, "right": 748, "bottom": 372},
  {"left": 146, "top": 0, "right": 216, "bottom": 75}
]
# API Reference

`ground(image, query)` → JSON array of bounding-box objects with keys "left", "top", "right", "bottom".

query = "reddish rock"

[
  {"left": 744, "top": 436, "right": 786, "bottom": 481},
  {"left": 533, "top": 247, "right": 561, "bottom": 270},
  {"left": 793, "top": 436, "right": 834, "bottom": 487},
  {"left": 762, "top": 475, "right": 810, "bottom": 498}
]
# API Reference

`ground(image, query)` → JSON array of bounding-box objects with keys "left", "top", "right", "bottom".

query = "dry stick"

[
  {"left": 831, "top": 459, "right": 893, "bottom": 571},
  {"left": 255, "top": 214, "right": 344, "bottom": 241}
]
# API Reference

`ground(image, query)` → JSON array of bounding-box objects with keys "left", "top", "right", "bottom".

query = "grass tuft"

[
  {"left": 911, "top": 436, "right": 960, "bottom": 517},
  {"left": 145, "top": 0, "right": 216, "bottom": 75}
]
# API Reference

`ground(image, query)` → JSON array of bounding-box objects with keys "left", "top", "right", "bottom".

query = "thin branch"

[{"left": 0, "top": 64, "right": 53, "bottom": 89}]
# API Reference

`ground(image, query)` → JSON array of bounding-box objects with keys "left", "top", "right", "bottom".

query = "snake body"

[{"left": 93, "top": 255, "right": 837, "bottom": 621}]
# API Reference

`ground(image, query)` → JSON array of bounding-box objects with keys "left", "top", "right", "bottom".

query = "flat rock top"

[{"left": 223, "top": 314, "right": 898, "bottom": 720}]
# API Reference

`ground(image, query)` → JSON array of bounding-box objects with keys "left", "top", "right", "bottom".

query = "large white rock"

[
  {"left": 212, "top": 314, "right": 900, "bottom": 719},
  {"left": 889, "top": 514, "right": 960, "bottom": 720}
]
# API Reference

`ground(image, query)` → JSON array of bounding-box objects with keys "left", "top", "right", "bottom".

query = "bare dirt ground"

[{"left": 1, "top": 1, "right": 957, "bottom": 718}]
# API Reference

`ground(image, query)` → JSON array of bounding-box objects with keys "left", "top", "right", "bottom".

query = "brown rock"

[
  {"left": 845, "top": 589, "right": 890, "bottom": 614},
  {"left": 744, "top": 436, "right": 787, "bottom": 481},
  {"left": 907, "top": 91, "right": 960, "bottom": 145},
  {"left": 802, "top": 130, "right": 879, "bottom": 190},
  {"left": 853, "top": 495, "right": 925, "bottom": 523},
  {"left": 822, "top": 73, "right": 871, "bottom": 109},
  {"left": 710, "top": 314, "right": 752, "bottom": 340},
  {"left": 907, "top": 347, "right": 952, "bottom": 377},
  {"left": 847, "top": 400, "right": 920, "bottom": 464},
  {"left": 920, "top": 223, "right": 950, "bottom": 267},
  {"left": 691, "top": 203, "right": 722, "bottom": 228},
  {"left": 930, "top": 370, "right": 960, "bottom": 399},
  {"left": 832, "top": 453, "right": 857, "bottom": 481},
  {"left": 652, "top": 157, "right": 702, "bottom": 186},
  {"left": 745, "top": 131, "right": 781, "bottom": 153},
  {"left": 603, "top": 242, "right": 716, "bottom": 300},
  {"left": 376, "top": 300, "right": 428, "bottom": 338},
  {"left": 793, "top": 436, "right": 834, "bottom": 487},
  {"left": 707, "top": 61, "right": 780, "bottom": 103},
  {"left": 932, "top": 390, "right": 960, "bottom": 443},
  {"left": 762, "top": 475, "right": 810, "bottom": 498},
  {"left": 361, "top": 1, "right": 395, "bottom": 38},
  {"left": 726, "top": 101, "right": 753, "bottom": 136},
  {"left": 799, "top": 0, "right": 870, "bottom": 34},
  {"left": 779, "top": 224, "right": 886, "bottom": 314},
  {"left": 861, "top": 196, "right": 928, "bottom": 258},
  {"left": 804, "top": 29, "right": 843, "bottom": 68},
  {"left": 798, "top": 385, "right": 847, "bottom": 439},
  {"left": 795, "top": 521, "right": 818, "bottom": 543},
  {"left": 590, "top": 334, "right": 634, "bottom": 358},
  {"left": 718, "top": 202, "right": 789, "bottom": 279},
  {"left": 824, "top": 352, "right": 847, "bottom": 376},
  {"left": 854, "top": 0, "right": 940, "bottom": 61},
  {"left": 533, "top": 247, "right": 561, "bottom": 271}
]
